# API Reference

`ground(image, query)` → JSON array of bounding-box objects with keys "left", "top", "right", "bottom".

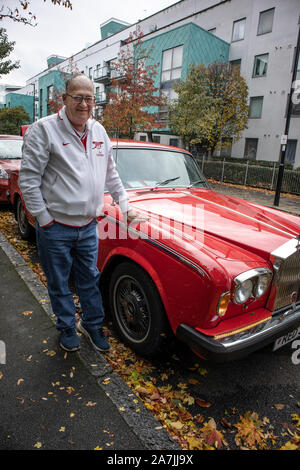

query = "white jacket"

[{"left": 19, "top": 106, "right": 130, "bottom": 227}]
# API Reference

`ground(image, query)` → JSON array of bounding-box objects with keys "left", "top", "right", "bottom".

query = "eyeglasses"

[{"left": 66, "top": 93, "right": 95, "bottom": 104}]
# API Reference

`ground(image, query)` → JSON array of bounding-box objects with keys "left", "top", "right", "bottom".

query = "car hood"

[
  {"left": 0, "top": 159, "right": 21, "bottom": 173},
  {"left": 127, "top": 188, "right": 300, "bottom": 263}
]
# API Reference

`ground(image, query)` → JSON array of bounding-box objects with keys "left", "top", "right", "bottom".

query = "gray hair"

[{"left": 65, "top": 73, "right": 93, "bottom": 92}]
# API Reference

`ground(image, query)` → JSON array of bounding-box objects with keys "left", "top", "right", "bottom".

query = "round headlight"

[
  {"left": 234, "top": 279, "right": 253, "bottom": 304},
  {"left": 253, "top": 273, "right": 271, "bottom": 298}
]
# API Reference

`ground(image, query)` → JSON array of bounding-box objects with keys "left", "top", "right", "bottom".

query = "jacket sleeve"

[
  {"left": 18, "top": 122, "right": 54, "bottom": 227},
  {"left": 104, "top": 135, "right": 130, "bottom": 213}
]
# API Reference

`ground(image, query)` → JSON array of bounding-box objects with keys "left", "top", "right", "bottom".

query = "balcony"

[
  {"left": 95, "top": 91, "right": 108, "bottom": 104},
  {"left": 94, "top": 66, "right": 111, "bottom": 83}
]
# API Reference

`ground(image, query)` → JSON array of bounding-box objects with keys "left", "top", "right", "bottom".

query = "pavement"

[
  {"left": 0, "top": 182, "right": 299, "bottom": 452},
  {"left": 0, "top": 233, "right": 178, "bottom": 452}
]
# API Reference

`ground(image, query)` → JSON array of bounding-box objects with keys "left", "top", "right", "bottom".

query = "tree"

[
  {"left": 0, "top": 27, "right": 20, "bottom": 76},
  {"left": 168, "top": 62, "right": 249, "bottom": 156},
  {"left": 0, "top": 1, "right": 72, "bottom": 26},
  {"left": 101, "top": 27, "right": 166, "bottom": 139},
  {"left": 0, "top": 106, "right": 30, "bottom": 134}
]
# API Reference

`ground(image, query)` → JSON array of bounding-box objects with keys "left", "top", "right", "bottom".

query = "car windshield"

[
  {"left": 0, "top": 139, "right": 23, "bottom": 159},
  {"left": 111, "top": 147, "right": 208, "bottom": 190}
]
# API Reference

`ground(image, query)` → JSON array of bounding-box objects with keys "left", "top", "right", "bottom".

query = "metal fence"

[{"left": 194, "top": 156, "right": 300, "bottom": 195}]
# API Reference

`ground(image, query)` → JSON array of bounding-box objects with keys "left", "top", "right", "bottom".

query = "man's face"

[{"left": 63, "top": 77, "right": 94, "bottom": 131}]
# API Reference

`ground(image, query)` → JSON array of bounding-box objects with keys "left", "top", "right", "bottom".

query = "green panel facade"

[
  {"left": 5, "top": 93, "right": 34, "bottom": 123},
  {"left": 38, "top": 70, "right": 66, "bottom": 118},
  {"left": 101, "top": 20, "right": 128, "bottom": 40},
  {"left": 137, "top": 22, "right": 230, "bottom": 129}
]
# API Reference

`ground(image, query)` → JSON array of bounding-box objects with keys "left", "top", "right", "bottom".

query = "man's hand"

[{"left": 124, "top": 209, "right": 148, "bottom": 225}]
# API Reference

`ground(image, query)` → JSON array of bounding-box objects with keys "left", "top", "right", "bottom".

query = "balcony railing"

[
  {"left": 94, "top": 65, "right": 125, "bottom": 82},
  {"left": 95, "top": 91, "right": 108, "bottom": 104},
  {"left": 94, "top": 66, "right": 111, "bottom": 82}
]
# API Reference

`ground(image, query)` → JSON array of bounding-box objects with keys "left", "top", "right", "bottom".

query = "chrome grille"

[{"left": 272, "top": 246, "right": 300, "bottom": 312}]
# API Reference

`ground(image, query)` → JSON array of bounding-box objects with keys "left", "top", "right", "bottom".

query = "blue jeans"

[{"left": 36, "top": 219, "right": 104, "bottom": 331}]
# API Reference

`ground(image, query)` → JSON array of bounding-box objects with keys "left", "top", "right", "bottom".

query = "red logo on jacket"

[{"left": 92, "top": 141, "right": 104, "bottom": 149}]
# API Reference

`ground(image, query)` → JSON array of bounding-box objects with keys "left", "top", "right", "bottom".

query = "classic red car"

[
  {"left": 0, "top": 135, "right": 23, "bottom": 202},
  {"left": 9, "top": 140, "right": 300, "bottom": 361}
]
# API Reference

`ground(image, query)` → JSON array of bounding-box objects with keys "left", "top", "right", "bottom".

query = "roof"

[
  {"left": 0, "top": 135, "right": 23, "bottom": 140},
  {"left": 110, "top": 138, "right": 190, "bottom": 153}
]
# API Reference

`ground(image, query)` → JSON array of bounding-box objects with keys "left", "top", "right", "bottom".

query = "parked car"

[
  {"left": 8, "top": 140, "right": 300, "bottom": 361},
  {"left": 0, "top": 135, "right": 23, "bottom": 203}
]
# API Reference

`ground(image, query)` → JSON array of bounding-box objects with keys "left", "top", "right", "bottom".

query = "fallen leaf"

[
  {"left": 34, "top": 442, "right": 42, "bottom": 448},
  {"left": 196, "top": 398, "right": 211, "bottom": 408},
  {"left": 188, "top": 378, "right": 199, "bottom": 385},
  {"left": 59, "top": 427, "right": 65, "bottom": 432},
  {"left": 17, "top": 378, "right": 24, "bottom": 386},
  {"left": 85, "top": 401, "right": 97, "bottom": 407},
  {"left": 273, "top": 404, "right": 285, "bottom": 410},
  {"left": 22, "top": 310, "right": 33, "bottom": 316},
  {"left": 170, "top": 421, "right": 184, "bottom": 430},
  {"left": 200, "top": 418, "right": 223, "bottom": 449}
]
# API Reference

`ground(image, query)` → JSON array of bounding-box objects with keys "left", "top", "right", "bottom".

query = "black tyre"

[
  {"left": 109, "top": 262, "right": 168, "bottom": 355},
  {"left": 16, "top": 197, "right": 34, "bottom": 240}
]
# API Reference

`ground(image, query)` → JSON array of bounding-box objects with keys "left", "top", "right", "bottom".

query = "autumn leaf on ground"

[
  {"left": 34, "top": 442, "right": 42, "bottom": 448},
  {"left": 280, "top": 434, "right": 300, "bottom": 450},
  {"left": 22, "top": 310, "right": 33, "bottom": 316},
  {"left": 273, "top": 404, "right": 285, "bottom": 410},
  {"left": 291, "top": 414, "right": 300, "bottom": 426},
  {"left": 234, "top": 411, "right": 266, "bottom": 449},
  {"left": 200, "top": 418, "right": 224, "bottom": 449},
  {"left": 196, "top": 398, "right": 211, "bottom": 408}
]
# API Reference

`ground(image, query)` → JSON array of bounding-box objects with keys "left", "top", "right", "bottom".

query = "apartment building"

[{"left": 6, "top": 0, "right": 300, "bottom": 167}]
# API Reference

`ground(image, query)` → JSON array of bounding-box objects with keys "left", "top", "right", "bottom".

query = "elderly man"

[{"left": 19, "top": 73, "right": 142, "bottom": 353}]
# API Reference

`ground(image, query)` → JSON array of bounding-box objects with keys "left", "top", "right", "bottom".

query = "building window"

[
  {"left": 89, "top": 67, "right": 93, "bottom": 78},
  {"left": 161, "top": 45, "right": 183, "bottom": 83},
  {"left": 169, "top": 138, "right": 179, "bottom": 147},
  {"left": 249, "top": 96, "right": 264, "bottom": 118},
  {"left": 139, "top": 135, "right": 146, "bottom": 142},
  {"left": 153, "top": 135, "right": 161, "bottom": 143},
  {"left": 244, "top": 138, "right": 258, "bottom": 160},
  {"left": 230, "top": 59, "right": 241, "bottom": 74},
  {"left": 285, "top": 140, "right": 297, "bottom": 164},
  {"left": 253, "top": 54, "right": 268, "bottom": 77},
  {"left": 257, "top": 8, "right": 275, "bottom": 35},
  {"left": 232, "top": 18, "right": 246, "bottom": 42}
]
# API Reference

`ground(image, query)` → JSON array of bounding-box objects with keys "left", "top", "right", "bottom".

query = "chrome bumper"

[{"left": 176, "top": 305, "right": 300, "bottom": 362}]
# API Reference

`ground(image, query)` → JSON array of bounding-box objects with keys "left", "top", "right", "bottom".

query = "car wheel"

[
  {"left": 16, "top": 197, "right": 34, "bottom": 240},
  {"left": 109, "top": 262, "right": 167, "bottom": 355}
]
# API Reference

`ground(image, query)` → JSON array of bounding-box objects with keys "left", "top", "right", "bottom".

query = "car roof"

[
  {"left": 110, "top": 138, "right": 190, "bottom": 154},
  {"left": 0, "top": 135, "right": 23, "bottom": 140}
]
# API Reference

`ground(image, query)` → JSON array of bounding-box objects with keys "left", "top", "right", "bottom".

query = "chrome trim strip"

[
  {"left": 217, "top": 306, "right": 300, "bottom": 348},
  {"left": 103, "top": 215, "right": 207, "bottom": 278},
  {"left": 181, "top": 191, "right": 294, "bottom": 238}
]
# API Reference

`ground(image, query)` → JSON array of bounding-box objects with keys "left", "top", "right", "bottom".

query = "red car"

[
  {"left": 9, "top": 140, "right": 300, "bottom": 361},
  {"left": 0, "top": 135, "right": 23, "bottom": 202}
]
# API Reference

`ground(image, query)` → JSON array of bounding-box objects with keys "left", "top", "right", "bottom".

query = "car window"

[
  {"left": 111, "top": 148, "right": 208, "bottom": 190},
  {"left": 0, "top": 139, "right": 23, "bottom": 159}
]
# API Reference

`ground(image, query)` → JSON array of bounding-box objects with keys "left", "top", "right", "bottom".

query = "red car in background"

[
  {"left": 8, "top": 140, "right": 300, "bottom": 361},
  {"left": 0, "top": 135, "right": 23, "bottom": 203}
]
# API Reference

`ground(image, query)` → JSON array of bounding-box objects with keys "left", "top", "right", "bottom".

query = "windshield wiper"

[
  {"left": 155, "top": 176, "right": 180, "bottom": 187},
  {"left": 187, "top": 179, "right": 207, "bottom": 188}
]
